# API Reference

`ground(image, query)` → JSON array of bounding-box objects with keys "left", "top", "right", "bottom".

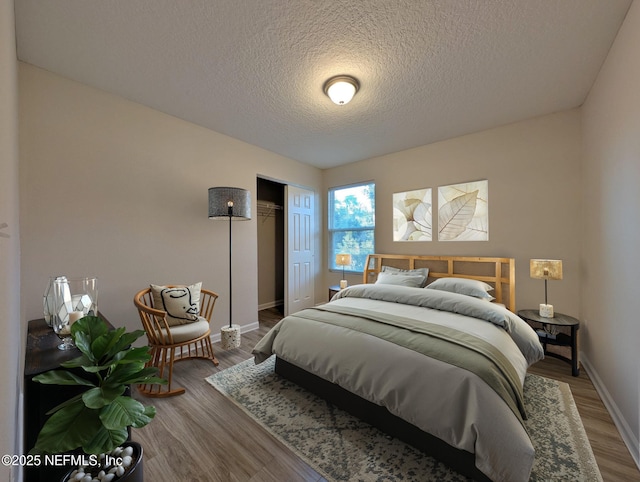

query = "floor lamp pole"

[{"left": 228, "top": 207, "right": 232, "bottom": 329}]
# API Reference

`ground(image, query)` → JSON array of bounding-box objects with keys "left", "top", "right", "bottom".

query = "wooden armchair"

[{"left": 133, "top": 286, "right": 219, "bottom": 397}]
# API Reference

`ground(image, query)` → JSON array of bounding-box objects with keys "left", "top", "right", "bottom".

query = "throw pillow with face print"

[{"left": 150, "top": 282, "right": 202, "bottom": 326}]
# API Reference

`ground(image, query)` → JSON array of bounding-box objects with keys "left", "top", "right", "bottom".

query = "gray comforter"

[{"left": 253, "top": 284, "right": 544, "bottom": 482}]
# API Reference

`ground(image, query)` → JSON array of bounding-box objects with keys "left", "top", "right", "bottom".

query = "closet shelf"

[{"left": 257, "top": 200, "right": 283, "bottom": 221}]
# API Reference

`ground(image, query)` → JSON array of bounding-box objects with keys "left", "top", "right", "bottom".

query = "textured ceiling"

[{"left": 15, "top": 0, "right": 633, "bottom": 169}]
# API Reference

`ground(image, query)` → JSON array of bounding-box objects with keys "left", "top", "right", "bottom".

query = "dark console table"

[{"left": 24, "top": 316, "right": 114, "bottom": 481}]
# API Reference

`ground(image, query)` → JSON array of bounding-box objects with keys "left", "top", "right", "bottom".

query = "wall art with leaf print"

[
  {"left": 393, "top": 188, "right": 432, "bottom": 241},
  {"left": 437, "top": 180, "right": 488, "bottom": 241}
]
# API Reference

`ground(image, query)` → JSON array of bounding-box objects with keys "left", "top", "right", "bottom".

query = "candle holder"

[{"left": 52, "top": 277, "right": 98, "bottom": 350}]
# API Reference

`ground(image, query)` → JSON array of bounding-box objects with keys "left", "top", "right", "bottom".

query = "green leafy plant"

[{"left": 31, "top": 316, "right": 166, "bottom": 455}]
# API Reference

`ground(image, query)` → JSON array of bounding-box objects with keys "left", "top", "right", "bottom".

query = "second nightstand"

[
  {"left": 329, "top": 285, "right": 341, "bottom": 300},
  {"left": 518, "top": 309, "right": 580, "bottom": 376}
]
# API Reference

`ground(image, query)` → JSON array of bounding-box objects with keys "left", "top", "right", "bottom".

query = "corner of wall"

[{"left": 581, "top": 352, "right": 640, "bottom": 469}]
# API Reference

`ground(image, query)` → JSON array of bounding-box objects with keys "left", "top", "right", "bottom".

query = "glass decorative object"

[
  {"left": 43, "top": 276, "right": 64, "bottom": 327},
  {"left": 52, "top": 277, "right": 98, "bottom": 350}
]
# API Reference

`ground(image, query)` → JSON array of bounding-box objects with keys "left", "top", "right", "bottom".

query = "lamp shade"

[
  {"left": 208, "top": 187, "right": 251, "bottom": 220},
  {"left": 530, "top": 259, "right": 563, "bottom": 280},
  {"left": 335, "top": 253, "right": 352, "bottom": 267}
]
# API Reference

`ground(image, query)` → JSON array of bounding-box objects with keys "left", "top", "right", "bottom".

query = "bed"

[{"left": 253, "top": 254, "right": 544, "bottom": 482}]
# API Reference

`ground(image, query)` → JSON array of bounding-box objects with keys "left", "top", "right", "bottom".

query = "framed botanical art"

[
  {"left": 437, "top": 180, "right": 488, "bottom": 241},
  {"left": 393, "top": 188, "right": 432, "bottom": 241}
]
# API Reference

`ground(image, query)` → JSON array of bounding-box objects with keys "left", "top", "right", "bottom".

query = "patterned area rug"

[{"left": 206, "top": 357, "right": 602, "bottom": 482}]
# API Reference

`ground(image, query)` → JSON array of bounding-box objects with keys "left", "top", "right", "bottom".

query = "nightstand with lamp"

[
  {"left": 328, "top": 254, "right": 352, "bottom": 301},
  {"left": 519, "top": 259, "right": 581, "bottom": 376}
]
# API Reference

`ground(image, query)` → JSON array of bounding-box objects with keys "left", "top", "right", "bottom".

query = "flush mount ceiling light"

[{"left": 323, "top": 75, "right": 360, "bottom": 105}]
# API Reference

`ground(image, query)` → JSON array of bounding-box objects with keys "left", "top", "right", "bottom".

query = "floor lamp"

[{"left": 209, "top": 187, "right": 251, "bottom": 349}]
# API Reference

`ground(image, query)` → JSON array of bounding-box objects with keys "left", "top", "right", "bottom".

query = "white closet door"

[{"left": 285, "top": 185, "right": 315, "bottom": 315}]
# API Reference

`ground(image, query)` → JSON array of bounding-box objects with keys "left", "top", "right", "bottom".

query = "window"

[{"left": 328, "top": 182, "right": 375, "bottom": 273}]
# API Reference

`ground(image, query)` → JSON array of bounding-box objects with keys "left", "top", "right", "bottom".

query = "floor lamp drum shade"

[
  {"left": 208, "top": 187, "right": 251, "bottom": 220},
  {"left": 208, "top": 187, "right": 251, "bottom": 349}
]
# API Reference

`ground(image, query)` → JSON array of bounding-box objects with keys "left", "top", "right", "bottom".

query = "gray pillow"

[
  {"left": 381, "top": 266, "right": 430, "bottom": 287},
  {"left": 375, "top": 271, "right": 426, "bottom": 288},
  {"left": 426, "top": 277, "right": 495, "bottom": 301}
]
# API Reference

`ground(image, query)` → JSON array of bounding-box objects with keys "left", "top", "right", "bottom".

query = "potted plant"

[{"left": 30, "top": 316, "right": 166, "bottom": 481}]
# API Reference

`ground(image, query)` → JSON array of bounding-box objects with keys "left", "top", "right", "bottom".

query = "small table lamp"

[
  {"left": 530, "top": 259, "right": 563, "bottom": 318},
  {"left": 335, "top": 254, "right": 352, "bottom": 289}
]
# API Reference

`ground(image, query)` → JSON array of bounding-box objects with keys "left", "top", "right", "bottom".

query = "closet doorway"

[
  {"left": 257, "top": 177, "right": 285, "bottom": 314},
  {"left": 257, "top": 176, "right": 316, "bottom": 317}
]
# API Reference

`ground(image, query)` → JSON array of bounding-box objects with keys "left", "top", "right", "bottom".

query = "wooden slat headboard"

[{"left": 363, "top": 254, "right": 516, "bottom": 312}]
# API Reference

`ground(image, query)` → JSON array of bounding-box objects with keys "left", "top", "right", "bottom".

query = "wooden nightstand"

[
  {"left": 329, "top": 285, "right": 341, "bottom": 300},
  {"left": 517, "top": 309, "right": 580, "bottom": 376}
]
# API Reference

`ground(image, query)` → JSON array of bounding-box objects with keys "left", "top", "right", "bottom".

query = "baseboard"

[
  {"left": 258, "top": 300, "right": 284, "bottom": 311},
  {"left": 580, "top": 351, "right": 640, "bottom": 470},
  {"left": 178, "top": 321, "right": 260, "bottom": 358},
  {"left": 14, "top": 391, "right": 23, "bottom": 482},
  {"left": 209, "top": 321, "right": 260, "bottom": 343}
]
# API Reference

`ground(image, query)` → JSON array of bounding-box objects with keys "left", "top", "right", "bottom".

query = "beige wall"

[
  {"left": 0, "top": 0, "right": 20, "bottom": 478},
  {"left": 324, "top": 110, "right": 583, "bottom": 314},
  {"left": 581, "top": 0, "right": 640, "bottom": 464},
  {"left": 19, "top": 64, "right": 323, "bottom": 338}
]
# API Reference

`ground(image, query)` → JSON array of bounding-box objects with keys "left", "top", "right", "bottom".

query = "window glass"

[{"left": 328, "top": 182, "right": 375, "bottom": 273}]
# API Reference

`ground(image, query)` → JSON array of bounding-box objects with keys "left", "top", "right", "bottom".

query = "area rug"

[{"left": 206, "top": 357, "right": 602, "bottom": 481}]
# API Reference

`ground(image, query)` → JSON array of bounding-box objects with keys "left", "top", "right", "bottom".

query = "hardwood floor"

[
  {"left": 528, "top": 356, "right": 639, "bottom": 481},
  {"left": 133, "top": 307, "right": 639, "bottom": 481}
]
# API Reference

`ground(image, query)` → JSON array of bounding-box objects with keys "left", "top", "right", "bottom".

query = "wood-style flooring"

[{"left": 133, "top": 307, "right": 639, "bottom": 481}]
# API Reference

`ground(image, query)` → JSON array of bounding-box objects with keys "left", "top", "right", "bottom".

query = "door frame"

[{"left": 256, "top": 175, "right": 318, "bottom": 316}]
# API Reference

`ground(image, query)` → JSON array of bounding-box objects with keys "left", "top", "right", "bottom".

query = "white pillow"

[
  {"left": 375, "top": 271, "right": 426, "bottom": 288},
  {"left": 426, "top": 277, "right": 495, "bottom": 301},
  {"left": 150, "top": 282, "right": 202, "bottom": 326},
  {"left": 381, "top": 266, "right": 430, "bottom": 287}
]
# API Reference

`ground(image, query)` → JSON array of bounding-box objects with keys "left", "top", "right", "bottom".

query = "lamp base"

[
  {"left": 339, "top": 279, "right": 348, "bottom": 289},
  {"left": 539, "top": 304, "right": 554, "bottom": 318},
  {"left": 221, "top": 324, "right": 241, "bottom": 350}
]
